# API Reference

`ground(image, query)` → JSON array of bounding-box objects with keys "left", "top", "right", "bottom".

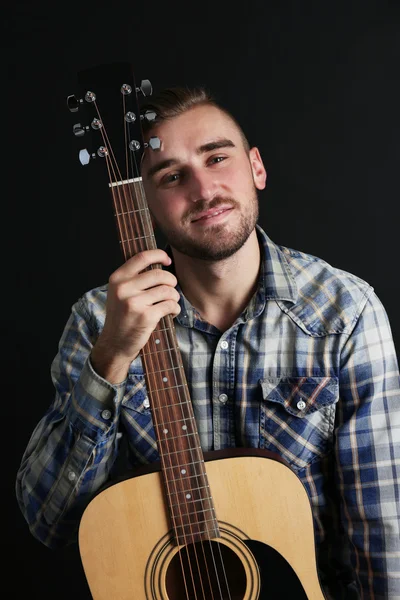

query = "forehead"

[{"left": 143, "top": 104, "right": 242, "bottom": 163}]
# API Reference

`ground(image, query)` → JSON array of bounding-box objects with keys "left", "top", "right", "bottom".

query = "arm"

[
  {"left": 16, "top": 249, "right": 180, "bottom": 549},
  {"left": 337, "top": 291, "right": 400, "bottom": 598},
  {"left": 16, "top": 297, "right": 128, "bottom": 549}
]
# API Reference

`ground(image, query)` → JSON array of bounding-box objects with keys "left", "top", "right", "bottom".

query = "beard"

[{"left": 152, "top": 188, "right": 259, "bottom": 262}]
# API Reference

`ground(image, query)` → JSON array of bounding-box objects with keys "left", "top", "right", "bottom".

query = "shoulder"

[{"left": 277, "top": 244, "right": 375, "bottom": 336}]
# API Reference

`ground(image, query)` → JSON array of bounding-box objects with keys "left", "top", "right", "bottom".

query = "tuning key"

[
  {"left": 129, "top": 136, "right": 161, "bottom": 153},
  {"left": 73, "top": 123, "right": 89, "bottom": 137},
  {"left": 145, "top": 136, "right": 161, "bottom": 151},
  {"left": 67, "top": 94, "right": 83, "bottom": 113},
  {"left": 78, "top": 146, "right": 108, "bottom": 165},
  {"left": 137, "top": 79, "right": 152, "bottom": 97},
  {"left": 141, "top": 110, "right": 157, "bottom": 123},
  {"left": 67, "top": 91, "right": 97, "bottom": 112},
  {"left": 73, "top": 118, "right": 102, "bottom": 137}
]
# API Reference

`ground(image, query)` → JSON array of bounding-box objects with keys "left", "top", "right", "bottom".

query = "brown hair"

[{"left": 141, "top": 86, "right": 250, "bottom": 152}]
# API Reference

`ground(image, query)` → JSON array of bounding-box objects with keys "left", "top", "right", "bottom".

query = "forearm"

[
  {"left": 337, "top": 291, "right": 400, "bottom": 597},
  {"left": 16, "top": 357, "right": 127, "bottom": 548}
]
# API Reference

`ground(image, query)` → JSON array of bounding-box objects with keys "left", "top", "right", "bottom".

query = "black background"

[{"left": 9, "top": 1, "right": 400, "bottom": 598}]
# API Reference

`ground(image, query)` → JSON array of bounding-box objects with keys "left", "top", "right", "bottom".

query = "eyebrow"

[{"left": 145, "top": 138, "right": 236, "bottom": 180}]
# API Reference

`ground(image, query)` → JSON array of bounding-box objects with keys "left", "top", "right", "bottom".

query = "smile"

[{"left": 192, "top": 208, "right": 233, "bottom": 224}]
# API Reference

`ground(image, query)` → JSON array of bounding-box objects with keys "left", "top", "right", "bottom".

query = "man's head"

[{"left": 141, "top": 86, "right": 267, "bottom": 261}]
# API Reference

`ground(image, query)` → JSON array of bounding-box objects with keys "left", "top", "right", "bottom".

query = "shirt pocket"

[{"left": 259, "top": 376, "right": 338, "bottom": 471}]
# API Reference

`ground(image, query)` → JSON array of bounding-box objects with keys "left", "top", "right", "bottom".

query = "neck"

[{"left": 171, "top": 229, "right": 261, "bottom": 330}]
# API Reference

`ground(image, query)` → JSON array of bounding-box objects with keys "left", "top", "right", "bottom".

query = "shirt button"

[
  {"left": 219, "top": 394, "right": 228, "bottom": 403},
  {"left": 101, "top": 409, "right": 112, "bottom": 420},
  {"left": 297, "top": 400, "right": 306, "bottom": 410},
  {"left": 220, "top": 341, "right": 229, "bottom": 349},
  {"left": 68, "top": 471, "right": 76, "bottom": 481},
  {"left": 143, "top": 397, "right": 150, "bottom": 409}
]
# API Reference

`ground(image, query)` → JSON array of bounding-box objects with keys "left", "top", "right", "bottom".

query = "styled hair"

[{"left": 140, "top": 86, "right": 250, "bottom": 152}]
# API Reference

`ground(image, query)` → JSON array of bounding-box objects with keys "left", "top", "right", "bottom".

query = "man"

[{"left": 16, "top": 87, "right": 400, "bottom": 598}]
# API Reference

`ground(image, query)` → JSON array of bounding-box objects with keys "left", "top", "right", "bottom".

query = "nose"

[{"left": 186, "top": 167, "right": 217, "bottom": 203}]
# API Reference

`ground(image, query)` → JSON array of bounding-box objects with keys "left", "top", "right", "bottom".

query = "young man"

[{"left": 17, "top": 87, "right": 400, "bottom": 598}]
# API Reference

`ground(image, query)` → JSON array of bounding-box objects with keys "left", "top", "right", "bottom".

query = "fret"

[
  {"left": 145, "top": 365, "right": 183, "bottom": 377},
  {"left": 154, "top": 415, "right": 196, "bottom": 427},
  {"left": 152, "top": 400, "right": 192, "bottom": 411},
  {"left": 166, "top": 484, "right": 209, "bottom": 498},
  {"left": 151, "top": 383, "right": 186, "bottom": 393},
  {"left": 175, "top": 517, "right": 218, "bottom": 530},
  {"left": 109, "top": 177, "right": 142, "bottom": 187},
  {"left": 163, "top": 459, "right": 204, "bottom": 471},
  {"left": 114, "top": 208, "right": 149, "bottom": 217},
  {"left": 151, "top": 326, "right": 178, "bottom": 335},
  {"left": 157, "top": 431, "right": 197, "bottom": 443},
  {"left": 177, "top": 528, "right": 214, "bottom": 538},
  {"left": 169, "top": 472, "right": 208, "bottom": 484},
  {"left": 170, "top": 496, "right": 213, "bottom": 509},
  {"left": 141, "top": 347, "right": 179, "bottom": 357},
  {"left": 173, "top": 507, "right": 215, "bottom": 518},
  {"left": 160, "top": 445, "right": 202, "bottom": 457},
  {"left": 119, "top": 234, "right": 153, "bottom": 244}
]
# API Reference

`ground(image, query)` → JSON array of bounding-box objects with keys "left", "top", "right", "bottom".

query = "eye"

[
  {"left": 209, "top": 156, "right": 226, "bottom": 164},
  {"left": 159, "top": 172, "right": 181, "bottom": 186}
]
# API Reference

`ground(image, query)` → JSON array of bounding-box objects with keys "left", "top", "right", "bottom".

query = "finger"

[{"left": 110, "top": 249, "right": 172, "bottom": 283}]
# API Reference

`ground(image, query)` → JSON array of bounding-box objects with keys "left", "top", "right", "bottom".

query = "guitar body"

[{"left": 79, "top": 448, "right": 325, "bottom": 599}]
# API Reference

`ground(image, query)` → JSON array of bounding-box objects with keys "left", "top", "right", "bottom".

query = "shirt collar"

[{"left": 163, "top": 223, "right": 298, "bottom": 327}]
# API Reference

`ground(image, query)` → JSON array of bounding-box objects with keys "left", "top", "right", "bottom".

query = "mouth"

[{"left": 192, "top": 207, "right": 233, "bottom": 224}]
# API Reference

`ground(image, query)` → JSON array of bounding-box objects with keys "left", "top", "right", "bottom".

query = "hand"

[{"left": 91, "top": 249, "right": 180, "bottom": 383}]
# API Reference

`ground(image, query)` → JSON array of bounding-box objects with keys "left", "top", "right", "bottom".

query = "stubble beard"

[{"left": 153, "top": 190, "right": 259, "bottom": 261}]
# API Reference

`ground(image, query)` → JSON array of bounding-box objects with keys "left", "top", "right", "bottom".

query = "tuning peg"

[
  {"left": 145, "top": 136, "right": 161, "bottom": 151},
  {"left": 128, "top": 136, "right": 161, "bottom": 153},
  {"left": 73, "top": 123, "right": 89, "bottom": 137},
  {"left": 67, "top": 91, "right": 97, "bottom": 112},
  {"left": 137, "top": 79, "right": 152, "bottom": 97},
  {"left": 67, "top": 94, "right": 83, "bottom": 112},
  {"left": 78, "top": 146, "right": 108, "bottom": 165},
  {"left": 141, "top": 110, "right": 157, "bottom": 123},
  {"left": 73, "top": 118, "right": 102, "bottom": 138}
]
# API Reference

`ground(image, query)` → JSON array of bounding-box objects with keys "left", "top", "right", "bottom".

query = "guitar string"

[
  {"left": 133, "top": 114, "right": 232, "bottom": 599},
  {"left": 123, "top": 96, "right": 201, "bottom": 599},
  {"left": 94, "top": 104, "right": 135, "bottom": 262},
  {"left": 93, "top": 92, "right": 232, "bottom": 599},
  {"left": 124, "top": 100, "right": 209, "bottom": 600},
  {"left": 93, "top": 97, "right": 196, "bottom": 599}
]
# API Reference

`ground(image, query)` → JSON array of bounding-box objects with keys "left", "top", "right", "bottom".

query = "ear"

[{"left": 249, "top": 147, "right": 267, "bottom": 191}]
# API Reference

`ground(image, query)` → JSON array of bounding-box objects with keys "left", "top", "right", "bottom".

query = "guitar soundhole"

[{"left": 165, "top": 540, "right": 247, "bottom": 600}]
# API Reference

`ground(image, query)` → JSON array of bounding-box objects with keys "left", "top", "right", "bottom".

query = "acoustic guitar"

[{"left": 67, "top": 63, "right": 326, "bottom": 600}]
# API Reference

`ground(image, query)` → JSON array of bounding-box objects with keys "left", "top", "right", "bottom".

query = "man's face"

[{"left": 142, "top": 104, "right": 267, "bottom": 261}]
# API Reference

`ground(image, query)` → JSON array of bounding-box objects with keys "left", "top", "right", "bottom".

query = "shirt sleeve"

[
  {"left": 16, "top": 297, "right": 128, "bottom": 549},
  {"left": 337, "top": 291, "right": 400, "bottom": 599}
]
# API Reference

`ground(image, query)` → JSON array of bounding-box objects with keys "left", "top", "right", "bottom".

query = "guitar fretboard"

[{"left": 109, "top": 179, "right": 219, "bottom": 544}]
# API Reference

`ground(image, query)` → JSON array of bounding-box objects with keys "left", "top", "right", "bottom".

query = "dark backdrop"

[{"left": 9, "top": 2, "right": 400, "bottom": 598}]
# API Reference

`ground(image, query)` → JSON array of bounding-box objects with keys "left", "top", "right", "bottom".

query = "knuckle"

[
  {"left": 108, "top": 272, "right": 119, "bottom": 286},
  {"left": 114, "top": 284, "right": 125, "bottom": 301}
]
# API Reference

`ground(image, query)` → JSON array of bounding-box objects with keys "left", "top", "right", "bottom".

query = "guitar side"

[{"left": 79, "top": 449, "right": 326, "bottom": 599}]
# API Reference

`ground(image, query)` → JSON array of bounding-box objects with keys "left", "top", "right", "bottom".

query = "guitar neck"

[{"left": 109, "top": 178, "right": 219, "bottom": 544}]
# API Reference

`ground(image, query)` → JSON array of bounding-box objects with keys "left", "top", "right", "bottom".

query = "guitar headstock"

[{"left": 66, "top": 62, "right": 160, "bottom": 183}]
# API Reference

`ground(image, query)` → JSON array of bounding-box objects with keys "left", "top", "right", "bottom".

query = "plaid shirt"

[{"left": 16, "top": 224, "right": 400, "bottom": 599}]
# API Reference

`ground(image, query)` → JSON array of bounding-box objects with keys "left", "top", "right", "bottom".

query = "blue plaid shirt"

[{"left": 16, "top": 224, "right": 400, "bottom": 599}]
